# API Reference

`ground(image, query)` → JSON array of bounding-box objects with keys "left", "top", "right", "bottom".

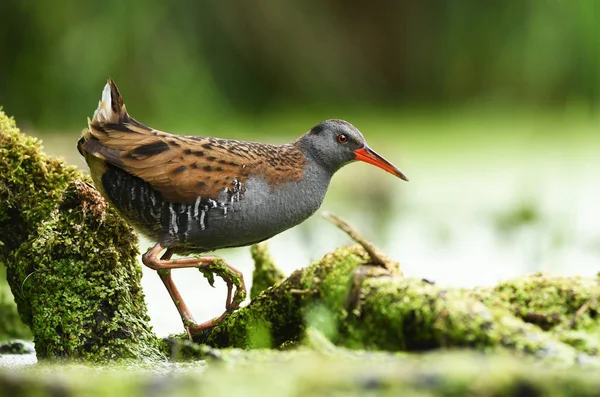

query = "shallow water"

[{"left": 30, "top": 112, "right": 600, "bottom": 336}]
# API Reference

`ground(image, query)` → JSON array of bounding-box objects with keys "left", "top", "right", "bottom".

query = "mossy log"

[
  {"left": 0, "top": 109, "right": 162, "bottom": 361},
  {"left": 203, "top": 244, "right": 600, "bottom": 363}
]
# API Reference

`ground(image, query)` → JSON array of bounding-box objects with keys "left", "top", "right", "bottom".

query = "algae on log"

[
  {"left": 203, "top": 244, "right": 600, "bottom": 363},
  {"left": 0, "top": 109, "right": 162, "bottom": 361}
]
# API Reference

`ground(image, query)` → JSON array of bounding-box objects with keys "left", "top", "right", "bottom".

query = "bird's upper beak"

[{"left": 354, "top": 145, "right": 408, "bottom": 181}]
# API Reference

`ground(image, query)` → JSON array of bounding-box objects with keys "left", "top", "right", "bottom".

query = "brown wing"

[
  {"left": 82, "top": 121, "right": 252, "bottom": 203},
  {"left": 79, "top": 80, "right": 307, "bottom": 204}
]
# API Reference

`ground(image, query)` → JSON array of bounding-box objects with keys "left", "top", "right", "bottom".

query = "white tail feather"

[{"left": 92, "top": 83, "right": 114, "bottom": 123}]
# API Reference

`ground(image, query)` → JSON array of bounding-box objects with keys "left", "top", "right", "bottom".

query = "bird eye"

[{"left": 337, "top": 134, "right": 348, "bottom": 144}]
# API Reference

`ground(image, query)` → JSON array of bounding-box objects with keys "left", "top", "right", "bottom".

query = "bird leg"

[{"left": 142, "top": 242, "right": 246, "bottom": 338}]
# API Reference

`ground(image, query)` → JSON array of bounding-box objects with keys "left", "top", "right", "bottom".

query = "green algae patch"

[
  {"left": 0, "top": 109, "right": 163, "bottom": 361},
  {"left": 250, "top": 242, "right": 284, "bottom": 299}
]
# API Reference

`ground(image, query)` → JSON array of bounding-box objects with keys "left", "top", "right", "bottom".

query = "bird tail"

[
  {"left": 92, "top": 79, "right": 127, "bottom": 125},
  {"left": 77, "top": 79, "right": 130, "bottom": 157}
]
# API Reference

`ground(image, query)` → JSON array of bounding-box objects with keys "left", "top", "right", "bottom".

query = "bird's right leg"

[
  {"left": 145, "top": 246, "right": 198, "bottom": 337},
  {"left": 141, "top": 242, "right": 246, "bottom": 338}
]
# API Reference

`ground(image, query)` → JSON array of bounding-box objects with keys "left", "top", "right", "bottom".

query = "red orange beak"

[{"left": 354, "top": 146, "right": 408, "bottom": 181}]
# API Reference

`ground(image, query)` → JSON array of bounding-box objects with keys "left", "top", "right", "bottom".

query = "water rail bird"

[{"left": 78, "top": 80, "right": 408, "bottom": 337}]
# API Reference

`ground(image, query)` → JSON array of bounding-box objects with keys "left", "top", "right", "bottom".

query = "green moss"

[
  {"left": 0, "top": 110, "right": 79, "bottom": 257},
  {"left": 470, "top": 273, "right": 600, "bottom": 331},
  {"left": 9, "top": 182, "right": 162, "bottom": 361},
  {"left": 197, "top": 258, "right": 246, "bottom": 307},
  {"left": 0, "top": 109, "right": 163, "bottom": 361},
  {"left": 344, "top": 276, "right": 577, "bottom": 359},
  {"left": 3, "top": 350, "right": 600, "bottom": 396},
  {"left": 203, "top": 269, "right": 306, "bottom": 348},
  {"left": 558, "top": 330, "right": 600, "bottom": 355},
  {"left": 250, "top": 243, "right": 285, "bottom": 299},
  {"left": 301, "top": 245, "right": 372, "bottom": 321},
  {"left": 200, "top": 244, "right": 600, "bottom": 364},
  {"left": 469, "top": 274, "right": 600, "bottom": 355},
  {"left": 204, "top": 245, "right": 388, "bottom": 349}
]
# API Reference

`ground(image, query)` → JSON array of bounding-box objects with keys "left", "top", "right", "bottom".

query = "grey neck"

[
  {"left": 249, "top": 152, "right": 333, "bottom": 233},
  {"left": 194, "top": 154, "right": 334, "bottom": 250},
  {"left": 295, "top": 138, "right": 343, "bottom": 176},
  {"left": 294, "top": 153, "right": 334, "bottom": 205}
]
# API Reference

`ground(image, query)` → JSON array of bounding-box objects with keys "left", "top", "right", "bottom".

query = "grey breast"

[
  {"left": 101, "top": 162, "right": 332, "bottom": 253},
  {"left": 180, "top": 163, "right": 332, "bottom": 252}
]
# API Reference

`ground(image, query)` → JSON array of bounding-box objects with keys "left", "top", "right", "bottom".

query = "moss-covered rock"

[{"left": 0, "top": 109, "right": 163, "bottom": 361}]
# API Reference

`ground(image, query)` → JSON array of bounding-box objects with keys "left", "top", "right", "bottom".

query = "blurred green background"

[
  {"left": 0, "top": 1, "right": 598, "bottom": 335},
  {"left": 0, "top": 1, "right": 598, "bottom": 130}
]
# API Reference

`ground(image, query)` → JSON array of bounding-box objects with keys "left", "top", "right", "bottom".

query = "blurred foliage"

[
  {"left": 494, "top": 201, "right": 541, "bottom": 235},
  {"left": 0, "top": 1, "right": 598, "bottom": 130}
]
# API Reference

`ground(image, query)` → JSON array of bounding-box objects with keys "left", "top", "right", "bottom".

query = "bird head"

[{"left": 299, "top": 119, "right": 408, "bottom": 181}]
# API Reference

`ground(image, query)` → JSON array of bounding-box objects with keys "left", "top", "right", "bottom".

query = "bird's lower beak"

[{"left": 354, "top": 146, "right": 408, "bottom": 181}]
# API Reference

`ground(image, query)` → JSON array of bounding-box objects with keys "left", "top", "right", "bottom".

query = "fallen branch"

[{"left": 195, "top": 243, "right": 600, "bottom": 364}]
